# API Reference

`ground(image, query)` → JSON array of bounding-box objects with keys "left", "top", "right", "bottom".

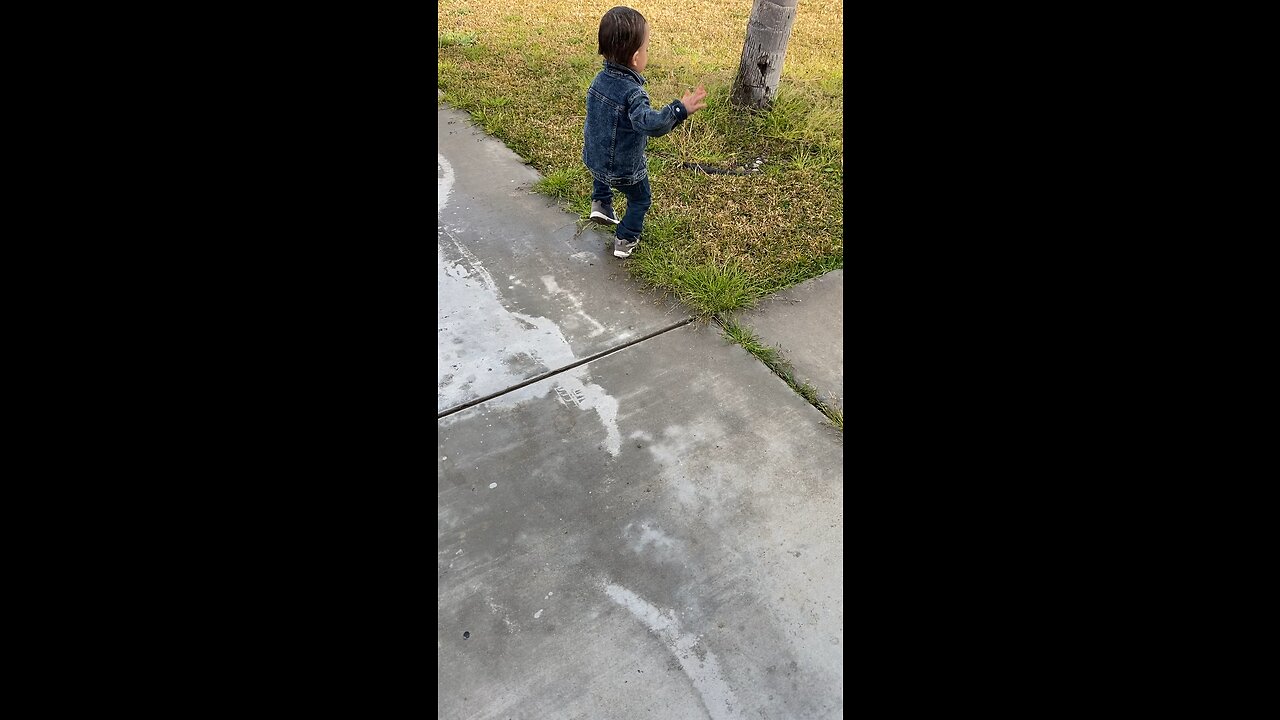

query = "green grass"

[
  {"left": 438, "top": 31, "right": 478, "bottom": 47},
  {"left": 438, "top": 0, "right": 842, "bottom": 305},
  {"left": 439, "top": 0, "right": 843, "bottom": 420},
  {"left": 630, "top": 253, "right": 760, "bottom": 317},
  {"left": 533, "top": 167, "right": 588, "bottom": 200}
]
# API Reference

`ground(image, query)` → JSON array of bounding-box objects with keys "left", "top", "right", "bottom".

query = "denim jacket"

[{"left": 583, "top": 61, "right": 688, "bottom": 185}]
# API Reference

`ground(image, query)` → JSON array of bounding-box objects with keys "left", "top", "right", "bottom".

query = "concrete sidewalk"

[
  {"left": 438, "top": 103, "right": 685, "bottom": 414},
  {"left": 736, "top": 270, "right": 844, "bottom": 413},
  {"left": 438, "top": 96, "right": 844, "bottom": 719}
]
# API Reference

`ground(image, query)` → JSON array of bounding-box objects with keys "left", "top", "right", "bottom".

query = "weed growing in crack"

[{"left": 717, "top": 317, "right": 842, "bottom": 432}]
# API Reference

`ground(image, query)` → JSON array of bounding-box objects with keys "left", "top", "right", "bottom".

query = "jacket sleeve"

[{"left": 627, "top": 89, "right": 688, "bottom": 138}]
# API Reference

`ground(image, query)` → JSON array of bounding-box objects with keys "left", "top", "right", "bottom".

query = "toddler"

[{"left": 582, "top": 6, "right": 707, "bottom": 258}]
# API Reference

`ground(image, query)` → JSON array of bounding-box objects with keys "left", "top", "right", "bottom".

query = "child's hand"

[{"left": 681, "top": 86, "right": 708, "bottom": 115}]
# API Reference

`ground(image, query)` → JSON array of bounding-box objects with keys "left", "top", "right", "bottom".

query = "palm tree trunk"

[{"left": 729, "top": 0, "right": 799, "bottom": 110}]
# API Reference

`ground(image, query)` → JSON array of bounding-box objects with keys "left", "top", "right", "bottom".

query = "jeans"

[{"left": 593, "top": 177, "right": 651, "bottom": 241}]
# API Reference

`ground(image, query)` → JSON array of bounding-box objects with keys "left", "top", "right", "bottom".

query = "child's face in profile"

[{"left": 630, "top": 26, "right": 650, "bottom": 73}]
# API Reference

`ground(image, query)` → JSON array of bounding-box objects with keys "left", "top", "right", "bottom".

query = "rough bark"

[{"left": 729, "top": 0, "right": 799, "bottom": 110}]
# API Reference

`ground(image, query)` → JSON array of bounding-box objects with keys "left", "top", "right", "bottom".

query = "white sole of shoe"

[{"left": 590, "top": 212, "right": 620, "bottom": 225}]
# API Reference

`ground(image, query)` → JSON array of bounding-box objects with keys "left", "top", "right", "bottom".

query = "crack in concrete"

[
  {"left": 436, "top": 316, "right": 695, "bottom": 419},
  {"left": 713, "top": 316, "right": 843, "bottom": 431}
]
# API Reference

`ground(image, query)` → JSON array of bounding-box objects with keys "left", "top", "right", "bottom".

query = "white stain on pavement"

[
  {"left": 438, "top": 153, "right": 624, "bottom": 456},
  {"left": 604, "top": 583, "right": 742, "bottom": 720},
  {"left": 541, "top": 275, "right": 608, "bottom": 338},
  {"left": 448, "top": 232, "right": 499, "bottom": 290},
  {"left": 437, "top": 244, "right": 571, "bottom": 406},
  {"left": 623, "top": 521, "right": 678, "bottom": 555},
  {"left": 638, "top": 421, "right": 734, "bottom": 520},
  {"left": 438, "top": 152, "right": 455, "bottom": 209},
  {"left": 486, "top": 597, "right": 520, "bottom": 634},
  {"left": 552, "top": 372, "right": 621, "bottom": 455}
]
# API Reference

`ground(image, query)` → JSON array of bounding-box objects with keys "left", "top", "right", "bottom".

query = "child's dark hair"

[{"left": 598, "top": 6, "right": 647, "bottom": 67}]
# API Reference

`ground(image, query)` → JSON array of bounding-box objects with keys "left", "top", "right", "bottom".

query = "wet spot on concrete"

[{"left": 463, "top": 631, "right": 470, "bottom": 638}]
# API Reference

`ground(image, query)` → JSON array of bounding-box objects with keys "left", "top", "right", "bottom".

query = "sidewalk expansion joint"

[{"left": 437, "top": 317, "right": 695, "bottom": 419}]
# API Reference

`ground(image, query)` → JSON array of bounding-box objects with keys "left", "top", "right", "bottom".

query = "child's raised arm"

[
  {"left": 627, "top": 85, "right": 705, "bottom": 137},
  {"left": 681, "top": 86, "right": 707, "bottom": 114}
]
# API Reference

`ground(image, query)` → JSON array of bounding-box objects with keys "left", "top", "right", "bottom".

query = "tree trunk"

[{"left": 729, "top": 0, "right": 798, "bottom": 110}]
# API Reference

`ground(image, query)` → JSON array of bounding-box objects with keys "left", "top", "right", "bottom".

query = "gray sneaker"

[
  {"left": 613, "top": 236, "right": 640, "bottom": 258},
  {"left": 590, "top": 200, "right": 620, "bottom": 225}
]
